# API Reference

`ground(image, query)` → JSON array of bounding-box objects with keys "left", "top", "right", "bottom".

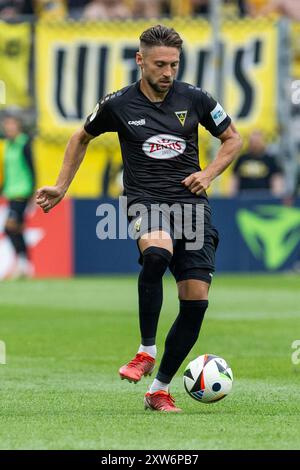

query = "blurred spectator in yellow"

[
  {"left": 247, "top": 0, "right": 300, "bottom": 20},
  {"left": 230, "top": 130, "right": 284, "bottom": 197},
  {"left": 34, "top": 0, "right": 67, "bottom": 19},
  {"left": 163, "top": 0, "right": 248, "bottom": 18},
  {"left": 245, "top": 0, "right": 269, "bottom": 16},
  {"left": 130, "top": 0, "right": 161, "bottom": 19},
  {"left": 223, "top": 0, "right": 248, "bottom": 17},
  {"left": 83, "top": 0, "right": 131, "bottom": 20},
  {"left": 262, "top": 0, "right": 300, "bottom": 20}
]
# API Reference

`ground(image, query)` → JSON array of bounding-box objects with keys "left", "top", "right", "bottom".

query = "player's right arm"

[
  {"left": 36, "top": 127, "right": 95, "bottom": 213},
  {"left": 36, "top": 94, "right": 118, "bottom": 213}
]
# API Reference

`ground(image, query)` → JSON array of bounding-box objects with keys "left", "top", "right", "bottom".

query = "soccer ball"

[{"left": 183, "top": 354, "right": 233, "bottom": 403}]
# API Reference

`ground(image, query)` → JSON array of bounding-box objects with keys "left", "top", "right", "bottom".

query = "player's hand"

[
  {"left": 182, "top": 171, "right": 212, "bottom": 195},
  {"left": 36, "top": 185, "right": 66, "bottom": 213}
]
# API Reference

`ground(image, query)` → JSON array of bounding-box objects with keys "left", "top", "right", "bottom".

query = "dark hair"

[{"left": 139, "top": 25, "right": 183, "bottom": 52}]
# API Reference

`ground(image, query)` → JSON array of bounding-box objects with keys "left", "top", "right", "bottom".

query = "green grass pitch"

[{"left": 0, "top": 274, "right": 300, "bottom": 450}]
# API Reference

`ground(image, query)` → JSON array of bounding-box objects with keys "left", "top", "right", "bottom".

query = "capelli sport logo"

[
  {"left": 142, "top": 134, "right": 186, "bottom": 159},
  {"left": 128, "top": 119, "right": 146, "bottom": 126}
]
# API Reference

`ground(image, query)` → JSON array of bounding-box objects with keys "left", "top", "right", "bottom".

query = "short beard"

[{"left": 146, "top": 76, "right": 173, "bottom": 94}]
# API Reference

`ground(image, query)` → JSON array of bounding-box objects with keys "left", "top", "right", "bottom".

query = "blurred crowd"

[{"left": 0, "top": 0, "right": 300, "bottom": 21}]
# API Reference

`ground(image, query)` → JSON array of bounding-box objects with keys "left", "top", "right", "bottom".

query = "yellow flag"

[{"left": 0, "top": 22, "right": 31, "bottom": 108}]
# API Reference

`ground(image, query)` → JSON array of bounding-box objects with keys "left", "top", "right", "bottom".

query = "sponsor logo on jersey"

[
  {"left": 142, "top": 134, "right": 186, "bottom": 159},
  {"left": 128, "top": 119, "right": 146, "bottom": 126},
  {"left": 175, "top": 110, "right": 188, "bottom": 126},
  {"left": 210, "top": 102, "right": 227, "bottom": 126}
]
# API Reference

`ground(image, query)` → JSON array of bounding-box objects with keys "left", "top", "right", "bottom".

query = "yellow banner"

[
  {"left": 34, "top": 137, "right": 123, "bottom": 198},
  {"left": 291, "top": 21, "right": 300, "bottom": 79},
  {"left": 36, "top": 18, "right": 278, "bottom": 137},
  {"left": 0, "top": 22, "right": 31, "bottom": 108},
  {"left": 35, "top": 18, "right": 279, "bottom": 197},
  {"left": 221, "top": 18, "right": 278, "bottom": 136}
]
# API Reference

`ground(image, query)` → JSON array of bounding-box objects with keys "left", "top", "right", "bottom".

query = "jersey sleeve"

[
  {"left": 195, "top": 89, "right": 231, "bottom": 137},
  {"left": 84, "top": 97, "right": 117, "bottom": 136}
]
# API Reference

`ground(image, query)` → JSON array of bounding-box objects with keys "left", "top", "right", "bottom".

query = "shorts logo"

[
  {"left": 134, "top": 217, "right": 142, "bottom": 232},
  {"left": 210, "top": 103, "right": 227, "bottom": 126},
  {"left": 175, "top": 110, "right": 187, "bottom": 126},
  {"left": 142, "top": 134, "right": 186, "bottom": 159}
]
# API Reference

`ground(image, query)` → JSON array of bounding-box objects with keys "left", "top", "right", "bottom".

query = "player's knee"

[
  {"left": 177, "top": 271, "right": 211, "bottom": 300},
  {"left": 141, "top": 246, "right": 172, "bottom": 281},
  {"left": 4, "top": 220, "right": 20, "bottom": 235},
  {"left": 178, "top": 286, "right": 209, "bottom": 301}
]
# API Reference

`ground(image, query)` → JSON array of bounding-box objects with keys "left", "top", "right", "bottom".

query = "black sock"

[
  {"left": 156, "top": 299, "right": 208, "bottom": 383},
  {"left": 138, "top": 246, "right": 172, "bottom": 346},
  {"left": 5, "top": 229, "right": 27, "bottom": 256}
]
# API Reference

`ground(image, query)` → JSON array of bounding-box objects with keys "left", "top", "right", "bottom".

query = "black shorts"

[
  {"left": 7, "top": 199, "right": 29, "bottom": 225},
  {"left": 128, "top": 201, "right": 219, "bottom": 284}
]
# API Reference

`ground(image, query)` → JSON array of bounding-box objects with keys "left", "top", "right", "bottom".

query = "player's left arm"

[{"left": 182, "top": 123, "right": 242, "bottom": 195}]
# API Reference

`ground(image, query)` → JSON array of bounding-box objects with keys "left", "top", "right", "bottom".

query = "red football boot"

[
  {"left": 144, "top": 390, "right": 182, "bottom": 412},
  {"left": 119, "top": 352, "right": 155, "bottom": 383}
]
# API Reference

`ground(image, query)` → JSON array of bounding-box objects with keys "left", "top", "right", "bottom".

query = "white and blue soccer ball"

[{"left": 183, "top": 354, "right": 233, "bottom": 403}]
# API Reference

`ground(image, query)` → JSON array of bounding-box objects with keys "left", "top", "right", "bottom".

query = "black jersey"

[
  {"left": 233, "top": 152, "right": 282, "bottom": 191},
  {"left": 84, "top": 80, "right": 231, "bottom": 206}
]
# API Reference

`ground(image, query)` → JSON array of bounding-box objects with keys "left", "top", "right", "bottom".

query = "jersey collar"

[{"left": 135, "top": 80, "right": 175, "bottom": 107}]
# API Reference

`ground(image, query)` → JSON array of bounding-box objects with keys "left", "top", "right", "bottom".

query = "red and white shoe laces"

[
  {"left": 144, "top": 390, "right": 182, "bottom": 412},
  {"left": 119, "top": 352, "right": 155, "bottom": 383}
]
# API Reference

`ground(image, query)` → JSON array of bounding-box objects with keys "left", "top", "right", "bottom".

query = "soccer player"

[
  {"left": 36, "top": 25, "right": 242, "bottom": 412},
  {"left": 1, "top": 114, "right": 35, "bottom": 278}
]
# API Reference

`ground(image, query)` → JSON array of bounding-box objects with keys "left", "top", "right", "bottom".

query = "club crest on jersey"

[
  {"left": 175, "top": 110, "right": 187, "bottom": 127},
  {"left": 142, "top": 134, "right": 186, "bottom": 160}
]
